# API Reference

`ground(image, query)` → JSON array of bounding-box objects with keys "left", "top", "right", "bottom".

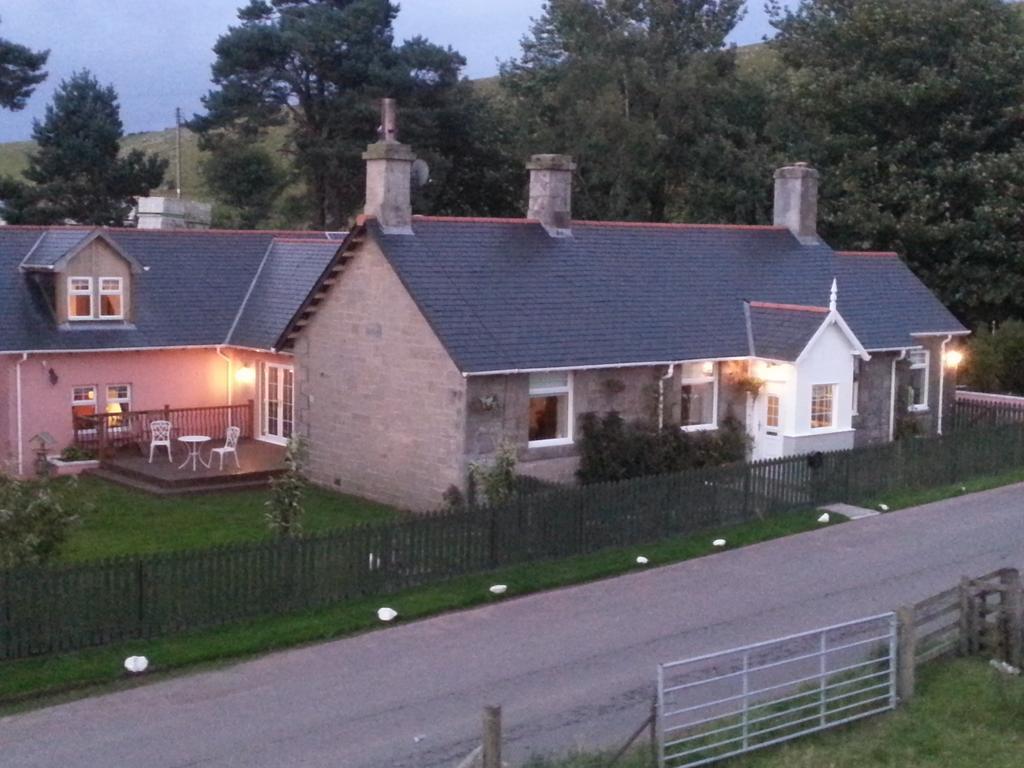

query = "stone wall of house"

[
  {"left": 466, "top": 360, "right": 751, "bottom": 486},
  {"left": 295, "top": 239, "right": 467, "bottom": 511},
  {"left": 854, "top": 338, "right": 956, "bottom": 447}
]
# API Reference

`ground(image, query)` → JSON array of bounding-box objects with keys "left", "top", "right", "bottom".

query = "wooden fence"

[
  {"left": 4, "top": 419, "right": 1024, "bottom": 661},
  {"left": 72, "top": 401, "right": 255, "bottom": 456},
  {"left": 952, "top": 393, "right": 1024, "bottom": 431}
]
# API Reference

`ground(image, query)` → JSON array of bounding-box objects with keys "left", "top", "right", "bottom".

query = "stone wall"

[{"left": 295, "top": 239, "right": 467, "bottom": 510}]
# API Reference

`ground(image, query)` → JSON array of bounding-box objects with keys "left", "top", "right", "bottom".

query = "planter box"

[{"left": 48, "top": 458, "right": 100, "bottom": 477}]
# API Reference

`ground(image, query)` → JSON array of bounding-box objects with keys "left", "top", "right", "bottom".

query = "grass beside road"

[
  {"left": 56, "top": 476, "right": 397, "bottom": 562},
  {"left": 523, "top": 658, "right": 1024, "bottom": 767},
  {"left": 0, "top": 508, "right": 838, "bottom": 712},
  {"left": 862, "top": 467, "right": 1024, "bottom": 513}
]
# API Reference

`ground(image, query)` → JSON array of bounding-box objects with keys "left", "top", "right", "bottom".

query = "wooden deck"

[{"left": 89, "top": 439, "right": 287, "bottom": 495}]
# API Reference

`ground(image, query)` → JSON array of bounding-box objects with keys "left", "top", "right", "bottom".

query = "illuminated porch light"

[
  {"left": 944, "top": 349, "right": 964, "bottom": 370},
  {"left": 701, "top": 361, "right": 715, "bottom": 376},
  {"left": 235, "top": 364, "right": 256, "bottom": 385}
]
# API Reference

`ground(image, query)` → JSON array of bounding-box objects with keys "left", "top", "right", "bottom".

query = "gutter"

[
  {"left": 15, "top": 353, "right": 28, "bottom": 475},
  {"left": 657, "top": 364, "right": 676, "bottom": 430},
  {"left": 937, "top": 334, "right": 953, "bottom": 435},
  {"left": 889, "top": 350, "right": 908, "bottom": 442},
  {"left": 216, "top": 346, "right": 233, "bottom": 405}
]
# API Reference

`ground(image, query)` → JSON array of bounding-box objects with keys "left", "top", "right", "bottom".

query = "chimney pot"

[
  {"left": 773, "top": 163, "right": 819, "bottom": 243},
  {"left": 527, "top": 154, "right": 575, "bottom": 237}
]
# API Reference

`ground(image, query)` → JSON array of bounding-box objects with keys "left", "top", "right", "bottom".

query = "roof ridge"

[
  {"left": 836, "top": 250, "right": 899, "bottom": 258},
  {"left": 412, "top": 215, "right": 536, "bottom": 225},
  {"left": 749, "top": 301, "right": 828, "bottom": 314},
  {"left": 408, "top": 216, "right": 784, "bottom": 231},
  {"left": 0, "top": 224, "right": 331, "bottom": 237}
]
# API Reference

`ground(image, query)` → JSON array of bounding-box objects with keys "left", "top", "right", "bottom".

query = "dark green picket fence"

[
  {"left": 952, "top": 397, "right": 1024, "bottom": 430},
  {"left": 2, "top": 416, "right": 1024, "bottom": 661}
]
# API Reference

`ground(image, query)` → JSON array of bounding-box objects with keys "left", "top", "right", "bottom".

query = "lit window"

[
  {"left": 105, "top": 384, "right": 131, "bottom": 428},
  {"left": 680, "top": 361, "right": 717, "bottom": 430},
  {"left": 766, "top": 394, "right": 780, "bottom": 429},
  {"left": 99, "top": 277, "right": 124, "bottom": 319},
  {"left": 908, "top": 349, "right": 929, "bottom": 411},
  {"left": 528, "top": 372, "right": 571, "bottom": 445},
  {"left": 68, "top": 277, "right": 93, "bottom": 319},
  {"left": 810, "top": 384, "right": 835, "bottom": 429},
  {"left": 72, "top": 386, "right": 97, "bottom": 431}
]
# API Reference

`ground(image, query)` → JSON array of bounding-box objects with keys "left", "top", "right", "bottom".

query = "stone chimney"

[
  {"left": 363, "top": 98, "right": 415, "bottom": 234},
  {"left": 773, "top": 162, "right": 819, "bottom": 243},
  {"left": 527, "top": 154, "right": 575, "bottom": 237}
]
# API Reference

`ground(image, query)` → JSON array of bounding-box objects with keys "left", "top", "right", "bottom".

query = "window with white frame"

[
  {"left": 71, "top": 386, "right": 97, "bottom": 431},
  {"left": 908, "top": 349, "right": 929, "bottom": 411},
  {"left": 98, "top": 277, "right": 124, "bottom": 319},
  {"left": 528, "top": 372, "right": 572, "bottom": 445},
  {"left": 810, "top": 384, "right": 836, "bottom": 429},
  {"left": 105, "top": 384, "right": 131, "bottom": 428},
  {"left": 766, "top": 394, "right": 781, "bottom": 430},
  {"left": 68, "top": 277, "right": 93, "bottom": 320},
  {"left": 680, "top": 361, "right": 718, "bottom": 429}
]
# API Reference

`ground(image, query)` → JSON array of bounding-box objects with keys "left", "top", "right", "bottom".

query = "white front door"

[
  {"left": 261, "top": 363, "right": 294, "bottom": 444},
  {"left": 753, "top": 383, "right": 786, "bottom": 461}
]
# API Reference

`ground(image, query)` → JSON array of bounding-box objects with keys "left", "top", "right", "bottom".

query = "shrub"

[
  {"left": 576, "top": 412, "right": 748, "bottom": 484},
  {"left": 0, "top": 475, "right": 81, "bottom": 567},
  {"left": 265, "top": 438, "right": 308, "bottom": 537},
  {"left": 964, "top": 321, "right": 1024, "bottom": 395},
  {"left": 469, "top": 440, "right": 518, "bottom": 506},
  {"left": 58, "top": 445, "right": 96, "bottom": 462}
]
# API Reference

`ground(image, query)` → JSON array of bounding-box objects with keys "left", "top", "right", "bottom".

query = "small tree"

[
  {"left": 964, "top": 321, "right": 1024, "bottom": 396},
  {"left": 265, "top": 437, "right": 308, "bottom": 537},
  {"left": 0, "top": 475, "right": 80, "bottom": 568},
  {"left": 0, "top": 17, "right": 49, "bottom": 111},
  {"left": 469, "top": 440, "right": 518, "bottom": 507}
]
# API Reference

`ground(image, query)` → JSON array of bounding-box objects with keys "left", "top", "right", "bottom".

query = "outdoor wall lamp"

[
  {"left": 235, "top": 364, "right": 256, "bottom": 385},
  {"left": 944, "top": 349, "right": 964, "bottom": 370}
]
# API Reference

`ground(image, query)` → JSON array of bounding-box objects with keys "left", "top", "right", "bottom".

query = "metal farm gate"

[{"left": 657, "top": 613, "right": 897, "bottom": 767}]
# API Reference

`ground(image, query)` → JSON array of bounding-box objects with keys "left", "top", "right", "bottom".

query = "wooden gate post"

[
  {"left": 896, "top": 606, "right": 916, "bottom": 703},
  {"left": 1000, "top": 569, "right": 1023, "bottom": 668},
  {"left": 958, "top": 577, "right": 974, "bottom": 656},
  {"left": 482, "top": 705, "right": 502, "bottom": 768}
]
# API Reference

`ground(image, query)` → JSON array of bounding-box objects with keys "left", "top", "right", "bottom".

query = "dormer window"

[
  {"left": 99, "top": 277, "right": 124, "bottom": 319},
  {"left": 68, "top": 277, "right": 93, "bottom": 320}
]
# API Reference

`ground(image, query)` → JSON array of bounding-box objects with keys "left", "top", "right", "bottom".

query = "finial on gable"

[{"left": 829, "top": 278, "right": 838, "bottom": 312}]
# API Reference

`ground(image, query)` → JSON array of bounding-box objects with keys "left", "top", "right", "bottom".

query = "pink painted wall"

[{"left": 2, "top": 347, "right": 293, "bottom": 476}]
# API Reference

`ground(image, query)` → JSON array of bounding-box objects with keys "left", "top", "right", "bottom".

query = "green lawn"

[
  {"left": 56, "top": 476, "right": 398, "bottom": 562},
  {"left": 523, "top": 659, "right": 1024, "bottom": 767},
  {"left": 862, "top": 467, "right": 1024, "bottom": 513},
  {"left": 0, "top": 507, "right": 839, "bottom": 710}
]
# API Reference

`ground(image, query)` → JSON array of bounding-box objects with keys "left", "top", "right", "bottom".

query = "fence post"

[
  {"left": 959, "top": 577, "right": 973, "bottom": 656},
  {"left": 896, "top": 606, "right": 916, "bottom": 703},
  {"left": 482, "top": 705, "right": 501, "bottom": 768},
  {"left": 1000, "top": 569, "right": 1023, "bottom": 668},
  {"left": 649, "top": 695, "right": 658, "bottom": 767},
  {"left": 247, "top": 398, "right": 255, "bottom": 438}
]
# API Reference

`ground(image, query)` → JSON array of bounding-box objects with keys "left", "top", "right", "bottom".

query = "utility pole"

[{"left": 175, "top": 107, "right": 183, "bottom": 199}]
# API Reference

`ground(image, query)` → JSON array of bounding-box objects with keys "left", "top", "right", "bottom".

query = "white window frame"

[
  {"left": 68, "top": 276, "right": 93, "bottom": 320},
  {"left": 98, "top": 277, "right": 125, "bottom": 320},
  {"left": 907, "top": 348, "right": 930, "bottom": 412},
  {"left": 810, "top": 383, "right": 837, "bottom": 430},
  {"left": 527, "top": 372, "right": 574, "bottom": 447},
  {"left": 104, "top": 383, "right": 132, "bottom": 430},
  {"left": 680, "top": 361, "right": 719, "bottom": 432},
  {"left": 71, "top": 385, "right": 98, "bottom": 433}
]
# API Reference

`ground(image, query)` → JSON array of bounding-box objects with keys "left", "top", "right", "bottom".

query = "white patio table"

[{"left": 177, "top": 435, "right": 212, "bottom": 471}]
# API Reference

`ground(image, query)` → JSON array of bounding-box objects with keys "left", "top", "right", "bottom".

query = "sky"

[{"left": 0, "top": 1, "right": 787, "bottom": 143}]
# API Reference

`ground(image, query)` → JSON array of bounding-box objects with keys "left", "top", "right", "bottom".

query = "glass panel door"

[{"left": 262, "top": 363, "right": 294, "bottom": 443}]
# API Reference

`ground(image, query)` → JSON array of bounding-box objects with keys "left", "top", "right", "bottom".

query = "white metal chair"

[
  {"left": 148, "top": 420, "right": 173, "bottom": 463},
  {"left": 210, "top": 426, "right": 241, "bottom": 470}
]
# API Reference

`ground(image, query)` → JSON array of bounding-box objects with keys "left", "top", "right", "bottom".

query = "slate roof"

[
  {"left": 0, "top": 226, "right": 340, "bottom": 352},
  {"left": 746, "top": 303, "right": 829, "bottom": 362},
  {"left": 369, "top": 217, "right": 966, "bottom": 373},
  {"left": 19, "top": 229, "right": 92, "bottom": 269}
]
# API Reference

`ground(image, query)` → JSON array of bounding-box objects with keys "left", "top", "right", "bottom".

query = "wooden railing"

[{"left": 73, "top": 401, "right": 255, "bottom": 457}]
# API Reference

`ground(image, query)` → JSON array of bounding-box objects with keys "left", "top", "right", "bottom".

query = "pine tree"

[
  {"left": 0, "top": 70, "right": 167, "bottom": 225},
  {"left": 0, "top": 17, "right": 48, "bottom": 111}
]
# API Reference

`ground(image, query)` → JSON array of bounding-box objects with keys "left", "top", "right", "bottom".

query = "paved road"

[{"left": 4, "top": 485, "right": 1024, "bottom": 767}]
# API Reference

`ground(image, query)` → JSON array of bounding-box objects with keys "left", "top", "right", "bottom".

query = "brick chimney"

[
  {"left": 773, "top": 162, "right": 819, "bottom": 243},
  {"left": 527, "top": 154, "right": 575, "bottom": 237},
  {"left": 363, "top": 98, "right": 415, "bottom": 234}
]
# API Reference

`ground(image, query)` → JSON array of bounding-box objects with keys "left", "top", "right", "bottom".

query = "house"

[
  {"left": 280, "top": 104, "right": 967, "bottom": 509},
  {"left": 0, "top": 101, "right": 967, "bottom": 511},
  {"left": 0, "top": 226, "right": 340, "bottom": 477}
]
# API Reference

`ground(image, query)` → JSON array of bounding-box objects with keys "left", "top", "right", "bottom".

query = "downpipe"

[
  {"left": 15, "top": 352, "right": 28, "bottom": 476},
  {"left": 216, "top": 346, "right": 233, "bottom": 405},
  {"left": 937, "top": 334, "right": 953, "bottom": 435},
  {"left": 658, "top": 363, "right": 675, "bottom": 430}
]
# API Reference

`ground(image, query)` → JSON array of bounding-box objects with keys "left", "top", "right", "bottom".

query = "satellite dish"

[{"left": 412, "top": 159, "right": 431, "bottom": 188}]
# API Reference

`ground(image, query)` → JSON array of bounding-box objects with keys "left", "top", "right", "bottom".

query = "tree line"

[{"left": 3, "top": 1, "right": 1024, "bottom": 330}]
